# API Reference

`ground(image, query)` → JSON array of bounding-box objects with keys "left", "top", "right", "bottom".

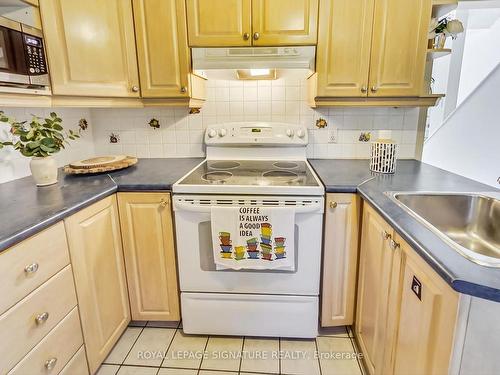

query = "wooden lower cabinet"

[
  {"left": 390, "top": 235, "right": 459, "bottom": 375},
  {"left": 355, "top": 201, "right": 458, "bottom": 375},
  {"left": 118, "top": 193, "right": 180, "bottom": 321},
  {"left": 64, "top": 196, "right": 130, "bottom": 374},
  {"left": 321, "top": 193, "right": 360, "bottom": 326}
]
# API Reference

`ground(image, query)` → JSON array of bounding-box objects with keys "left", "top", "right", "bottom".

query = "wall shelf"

[{"left": 427, "top": 48, "right": 452, "bottom": 59}]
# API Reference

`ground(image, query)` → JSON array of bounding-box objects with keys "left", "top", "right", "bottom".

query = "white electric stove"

[{"left": 173, "top": 122, "right": 324, "bottom": 338}]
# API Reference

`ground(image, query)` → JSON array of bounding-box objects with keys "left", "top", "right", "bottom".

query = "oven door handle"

[{"left": 173, "top": 200, "right": 323, "bottom": 214}]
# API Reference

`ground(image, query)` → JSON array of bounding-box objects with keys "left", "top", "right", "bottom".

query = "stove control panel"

[{"left": 205, "top": 122, "right": 308, "bottom": 146}]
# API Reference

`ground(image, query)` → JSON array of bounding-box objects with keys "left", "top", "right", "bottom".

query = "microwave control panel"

[{"left": 23, "top": 34, "right": 47, "bottom": 75}]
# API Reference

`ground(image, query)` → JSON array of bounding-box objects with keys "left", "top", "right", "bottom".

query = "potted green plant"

[
  {"left": 429, "top": 17, "right": 464, "bottom": 49},
  {"left": 0, "top": 111, "right": 83, "bottom": 186}
]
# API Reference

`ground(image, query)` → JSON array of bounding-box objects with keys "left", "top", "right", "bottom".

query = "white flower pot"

[{"left": 30, "top": 156, "right": 58, "bottom": 186}]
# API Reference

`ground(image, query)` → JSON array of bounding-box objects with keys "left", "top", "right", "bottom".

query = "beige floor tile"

[
  {"left": 158, "top": 369, "right": 197, "bottom": 375},
  {"left": 116, "top": 366, "right": 158, "bottom": 375},
  {"left": 124, "top": 327, "right": 176, "bottom": 367},
  {"left": 280, "top": 338, "right": 320, "bottom": 375},
  {"left": 161, "top": 329, "right": 208, "bottom": 369},
  {"left": 240, "top": 373, "right": 277, "bottom": 375},
  {"left": 239, "top": 338, "right": 279, "bottom": 374},
  {"left": 200, "top": 336, "right": 243, "bottom": 371},
  {"left": 147, "top": 321, "right": 180, "bottom": 328},
  {"left": 316, "top": 337, "right": 362, "bottom": 375},
  {"left": 104, "top": 327, "right": 143, "bottom": 364},
  {"left": 318, "top": 326, "right": 350, "bottom": 338},
  {"left": 199, "top": 371, "right": 238, "bottom": 375},
  {"left": 96, "top": 364, "right": 119, "bottom": 375}
]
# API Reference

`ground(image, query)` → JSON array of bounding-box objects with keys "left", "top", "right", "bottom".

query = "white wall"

[
  {"left": 422, "top": 64, "right": 500, "bottom": 188},
  {"left": 0, "top": 108, "right": 95, "bottom": 183},
  {"left": 91, "top": 72, "right": 419, "bottom": 160}
]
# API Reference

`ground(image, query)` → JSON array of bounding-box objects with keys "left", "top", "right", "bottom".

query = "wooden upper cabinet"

[
  {"left": 186, "top": 0, "right": 252, "bottom": 46},
  {"left": 315, "top": 0, "right": 374, "bottom": 97},
  {"left": 133, "top": 0, "right": 190, "bottom": 98},
  {"left": 251, "top": 0, "right": 318, "bottom": 45},
  {"left": 64, "top": 196, "right": 130, "bottom": 374},
  {"left": 391, "top": 235, "right": 458, "bottom": 375},
  {"left": 369, "top": 0, "right": 432, "bottom": 97},
  {"left": 321, "top": 194, "right": 360, "bottom": 327},
  {"left": 118, "top": 193, "right": 180, "bottom": 321},
  {"left": 39, "top": 0, "right": 139, "bottom": 97}
]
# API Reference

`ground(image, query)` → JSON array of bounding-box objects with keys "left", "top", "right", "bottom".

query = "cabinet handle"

[
  {"left": 361, "top": 86, "right": 368, "bottom": 93},
  {"left": 243, "top": 32, "right": 250, "bottom": 40},
  {"left": 35, "top": 311, "right": 49, "bottom": 325},
  {"left": 390, "top": 239, "right": 400, "bottom": 250},
  {"left": 329, "top": 201, "right": 337, "bottom": 209},
  {"left": 180, "top": 86, "right": 187, "bottom": 93},
  {"left": 371, "top": 86, "right": 378, "bottom": 93},
  {"left": 44, "top": 357, "right": 57, "bottom": 370},
  {"left": 131, "top": 85, "right": 139, "bottom": 92},
  {"left": 24, "top": 262, "right": 39, "bottom": 274},
  {"left": 160, "top": 198, "right": 169, "bottom": 208},
  {"left": 253, "top": 32, "right": 260, "bottom": 40},
  {"left": 382, "top": 230, "right": 391, "bottom": 240}
]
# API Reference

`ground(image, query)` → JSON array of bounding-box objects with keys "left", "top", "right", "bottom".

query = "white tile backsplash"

[{"left": 0, "top": 76, "right": 420, "bottom": 183}]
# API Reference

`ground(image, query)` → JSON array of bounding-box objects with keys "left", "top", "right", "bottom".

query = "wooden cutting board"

[{"left": 64, "top": 156, "right": 137, "bottom": 174}]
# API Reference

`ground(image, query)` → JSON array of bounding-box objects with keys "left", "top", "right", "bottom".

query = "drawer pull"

[
  {"left": 382, "top": 230, "right": 391, "bottom": 240},
  {"left": 24, "top": 262, "right": 39, "bottom": 274},
  {"left": 160, "top": 198, "right": 169, "bottom": 208},
  {"left": 35, "top": 311, "right": 49, "bottom": 325},
  {"left": 329, "top": 201, "right": 337, "bottom": 209},
  {"left": 44, "top": 357, "right": 57, "bottom": 370},
  {"left": 390, "top": 239, "right": 400, "bottom": 250}
]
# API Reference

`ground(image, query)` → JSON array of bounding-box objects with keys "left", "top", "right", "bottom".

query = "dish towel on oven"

[{"left": 211, "top": 206, "right": 296, "bottom": 271}]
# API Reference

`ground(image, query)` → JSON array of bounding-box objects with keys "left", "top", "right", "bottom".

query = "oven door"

[
  {"left": 0, "top": 25, "right": 29, "bottom": 85},
  {"left": 173, "top": 195, "right": 324, "bottom": 296}
]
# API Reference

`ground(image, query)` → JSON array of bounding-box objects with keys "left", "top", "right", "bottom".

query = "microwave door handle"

[{"left": 173, "top": 200, "right": 322, "bottom": 214}]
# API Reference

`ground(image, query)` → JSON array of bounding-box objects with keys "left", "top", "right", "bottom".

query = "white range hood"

[{"left": 191, "top": 46, "right": 316, "bottom": 71}]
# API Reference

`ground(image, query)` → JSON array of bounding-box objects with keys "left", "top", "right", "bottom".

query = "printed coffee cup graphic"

[
  {"left": 219, "top": 231, "right": 233, "bottom": 259},
  {"left": 246, "top": 237, "right": 259, "bottom": 259}
]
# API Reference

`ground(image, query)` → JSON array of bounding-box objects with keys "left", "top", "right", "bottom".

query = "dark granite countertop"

[
  {"left": 310, "top": 159, "right": 500, "bottom": 302},
  {"left": 2, "top": 157, "right": 500, "bottom": 302},
  {"left": 0, "top": 158, "right": 203, "bottom": 252}
]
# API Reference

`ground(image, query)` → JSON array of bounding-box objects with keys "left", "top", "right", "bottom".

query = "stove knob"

[
  {"left": 218, "top": 128, "right": 227, "bottom": 137},
  {"left": 207, "top": 128, "right": 217, "bottom": 138},
  {"left": 296, "top": 128, "right": 306, "bottom": 138},
  {"left": 286, "top": 128, "right": 294, "bottom": 137}
]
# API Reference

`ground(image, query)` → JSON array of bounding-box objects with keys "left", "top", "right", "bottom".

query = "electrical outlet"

[{"left": 328, "top": 127, "right": 338, "bottom": 143}]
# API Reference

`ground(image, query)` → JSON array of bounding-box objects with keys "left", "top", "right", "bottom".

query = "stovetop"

[{"left": 177, "top": 159, "right": 321, "bottom": 188}]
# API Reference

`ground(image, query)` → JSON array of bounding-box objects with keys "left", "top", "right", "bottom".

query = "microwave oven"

[{"left": 0, "top": 17, "right": 49, "bottom": 88}]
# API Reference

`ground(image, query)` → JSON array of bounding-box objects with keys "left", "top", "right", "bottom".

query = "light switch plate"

[{"left": 328, "top": 127, "right": 338, "bottom": 143}]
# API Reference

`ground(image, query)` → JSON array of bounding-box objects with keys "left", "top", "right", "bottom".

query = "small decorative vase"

[
  {"left": 433, "top": 34, "right": 446, "bottom": 49},
  {"left": 30, "top": 156, "right": 58, "bottom": 186}
]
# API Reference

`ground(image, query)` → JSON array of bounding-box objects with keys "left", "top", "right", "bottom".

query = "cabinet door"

[
  {"left": 321, "top": 194, "right": 360, "bottom": 326},
  {"left": 355, "top": 203, "right": 398, "bottom": 375},
  {"left": 39, "top": 0, "right": 140, "bottom": 97},
  {"left": 391, "top": 235, "right": 458, "bottom": 375},
  {"left": 251, "top": 0, "right": 318, "bottom": 46},
  {"left": 133, "top": 0, "right": 190, "bottom": 98},
  {"left": 315, "top": 0, "right": 374, "bottom": 97},
  {"left": 64, "top": 196, "right": 130, "bottom": 374},
  {"left": 118, "top": 193, "right": 180, "bottom": 321},
  {"left": 368, "top": 0, "right": 431, "bottom": 97},
  {"left": 186, "top": 0, "right": 252, "bottom": 46}
]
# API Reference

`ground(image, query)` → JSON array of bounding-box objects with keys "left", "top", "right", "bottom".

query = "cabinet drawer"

[
  {"left": 0, "top": 222, "right": 70, "bottom": 314},
  {"left": 59, "top": 346, "right": 89, "bottom": 375},
  {"left": 0, "top": 266, "right": 77, "bottom": 374},
  {"left": 8, "top": 307, "right": 83, "bottom": 375}
]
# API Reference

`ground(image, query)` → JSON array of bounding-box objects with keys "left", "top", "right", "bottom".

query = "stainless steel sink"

[{"left": 386, "top": 192, "right": 500, "bottom": 267}]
